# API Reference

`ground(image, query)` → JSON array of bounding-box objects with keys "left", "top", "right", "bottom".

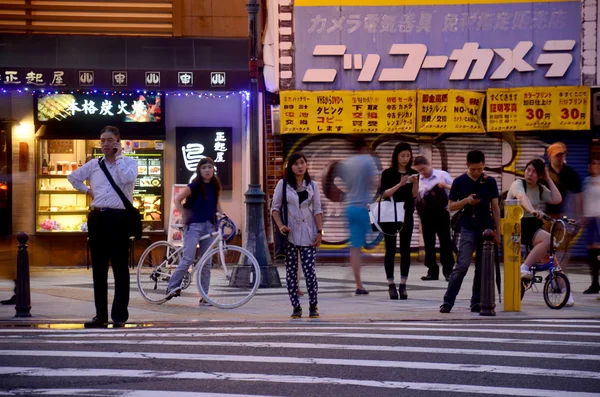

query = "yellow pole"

[{"left": 503, "top": 199, "right": 524, "bottom": 312}]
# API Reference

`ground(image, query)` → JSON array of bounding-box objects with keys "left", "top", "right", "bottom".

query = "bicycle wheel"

[
  {"left": 196, "top": 245, "right": 261, "bottom": 309},
  {"left": 137, "top": 241, "right": 181, "bottom": 304},
  {"left": 543, "top": 272, "right": 570, "bottom": 310}
]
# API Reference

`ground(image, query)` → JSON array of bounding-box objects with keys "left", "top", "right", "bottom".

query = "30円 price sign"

[{"left": 487, "top": 86, "right": 590, "bottom": 132}]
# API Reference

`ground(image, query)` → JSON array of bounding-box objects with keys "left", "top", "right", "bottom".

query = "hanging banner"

[
  {"left": 486, "top": 86, "right": 590, "bottom": 132},
  {"left": 417, "top": 90, "right": 485, "bottom": 133},
  {"left": 280, "top": 90, "right": 416, "bottom": 134}
]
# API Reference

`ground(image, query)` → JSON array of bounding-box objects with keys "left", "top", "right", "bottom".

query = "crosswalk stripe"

[
  {"left": 11, "top": 338, "right": 599, "bottom": 361},
  {"left": 0, "top": 367, "right": 597, "bottom": 397},
  {"left": 6, "top": 331, "right": 598, "bottom": 347},
  {"left": 1, "top": 350, "right": 598, "bottom": 380},
  {"left": 526, "top": 319, "right": 600, "bottom": 324},
  {"left": 0, "top": 389, "right": 278, "bottom": 397},
  {"left": 2, "top": 324, "right": 598, "bottom": 334}
]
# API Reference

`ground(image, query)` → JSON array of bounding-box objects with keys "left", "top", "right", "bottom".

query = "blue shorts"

[{"left": 346, "top": 205, "right": 370, "bottom": 249}]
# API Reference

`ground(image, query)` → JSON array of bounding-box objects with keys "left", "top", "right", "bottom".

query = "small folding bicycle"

[{"left": 520, "top": 215, "right": 579, "bottom": 309}]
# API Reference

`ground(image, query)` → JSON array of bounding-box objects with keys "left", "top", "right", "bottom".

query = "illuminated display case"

[{"left": 36, "top": 139, "right": 164, "bottom": 233}]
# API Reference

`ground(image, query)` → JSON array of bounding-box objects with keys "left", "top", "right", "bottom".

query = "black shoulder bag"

[
  {"left": 98, "top": 159, "right": 143, "bottom": 240},
  {"left": 273, "top": 180, "right": 288, "bottom": 258}
]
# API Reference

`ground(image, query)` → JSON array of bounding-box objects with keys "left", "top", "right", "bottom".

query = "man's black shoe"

[
  {"left": 0, "top": 295, "right": 15, "bottom": 305},
  {"left": 583, "top": 285, "right": 600, "bottom": 294},
  {"left": 439, "top": 303, "right": 452, "bottom": 313},
  {"left": 470, "top": 304, "right": 481, "bottom": 313},
  {"left": 84, "top": 317, "right": 108, "bottom": 329},
  {"left": 421, "top": 274, "right": 439, "bottom": 281},
  {"left": 445, "top": 276, "right": 450, "bottom": 282}
]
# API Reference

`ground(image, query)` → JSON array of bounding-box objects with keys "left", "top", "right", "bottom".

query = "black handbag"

[
  {"left": 272, "top": 180, "right": 288, "bottom": 258},
  {"left": 416, "top": 185, "right": 448, "bottom": 214},
  {"left": 98, "top": 158, "right": 142, "bottom": 240}
]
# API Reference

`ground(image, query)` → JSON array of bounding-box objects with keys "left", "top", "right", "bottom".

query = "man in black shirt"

[
  {"left": 546, "top": 142, "right": 582, "bottom": 220},
  {"left": 440, "top": 151, "right": 501, "bottom": 314},
  {"left": 546, "top": 142, "right": 580, "bottom": 307}
]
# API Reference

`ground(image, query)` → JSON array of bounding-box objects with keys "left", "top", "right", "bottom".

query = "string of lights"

[{"left": 0, "top": 88, "right": 251, "bottom": 105}]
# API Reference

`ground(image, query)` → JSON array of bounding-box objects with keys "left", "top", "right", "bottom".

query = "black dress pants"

[
  {"left": 420, "top": 209, "right": 455, "bottom": 278},
  {"left": 383, "top": 213, "right": 414, "bottom": 280},
  {"left": 87, "top": 209, "right": 130, "bottom": 323}
]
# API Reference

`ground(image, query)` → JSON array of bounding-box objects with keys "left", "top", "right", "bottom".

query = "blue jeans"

[
  {"left": 443, "top": 229, "right": 482, "bottom": 308},
  {"left": 168, "top": 221, "right": 214, "bottom": 293}
]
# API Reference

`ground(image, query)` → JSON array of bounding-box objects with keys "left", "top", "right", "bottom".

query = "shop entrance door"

[{"left": 0, "top": 123, "right": 11, "bottom": 236}]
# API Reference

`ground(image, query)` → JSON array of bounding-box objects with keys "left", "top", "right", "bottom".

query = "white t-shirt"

[{"left": 507, "top": 179, "right": 552, "bottom": 218}]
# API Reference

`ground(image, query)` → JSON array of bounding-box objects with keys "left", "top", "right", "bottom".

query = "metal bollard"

[
  {"left": 15, "top": 232, "right": 31, "bottom": 318},
  {"left": 480, "top": 229, "right": 496, "bottom": 317}
]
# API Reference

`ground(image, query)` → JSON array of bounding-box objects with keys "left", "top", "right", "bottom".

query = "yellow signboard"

[
  {"left": 417, "top": 90, "right": 485, "bottom": 133},
  {"left": 279, "top": 90, "right": 416, "bottom": 134},
  {"left": 486, "top": 86, "right": 590, "bottom": 132}
]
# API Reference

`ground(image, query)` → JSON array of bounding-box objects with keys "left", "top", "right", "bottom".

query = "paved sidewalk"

[{"left": 0, "top": 264, "right": 599, "bottom": 325}]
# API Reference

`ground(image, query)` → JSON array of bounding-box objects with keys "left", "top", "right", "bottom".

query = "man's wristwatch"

[{"left": 317, "top": 229, "right": 323, "bottom": 235}]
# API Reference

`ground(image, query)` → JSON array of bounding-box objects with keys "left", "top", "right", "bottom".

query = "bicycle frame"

[{"left": 527, "top": 216, "right": 568, "bottom": 290}]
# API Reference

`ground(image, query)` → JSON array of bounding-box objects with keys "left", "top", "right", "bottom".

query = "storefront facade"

[
  {"left": 0, "top": 35, "right": 250, "bottom": 266},
  {"left": 263, "top": 0, "right": 593, "bottom": 259}
]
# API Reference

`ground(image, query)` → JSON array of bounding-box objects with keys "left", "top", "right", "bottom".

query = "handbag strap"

[
  {"left": 281, "top": 180, "right": 288, "bottom": 227},
  {"left": 98, "top": 158, "right": 134, "bottom": 211}
]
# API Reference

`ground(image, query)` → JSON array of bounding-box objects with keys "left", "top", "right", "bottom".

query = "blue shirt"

[
  {"left": 187, "top": 182, "right": 217, "bottom": 224},
  {"left": 342, "top": 154, "right": 378, "bottom": 207},
  {"left": 449, "top": 173, "right": 499, "bottom": 232}
]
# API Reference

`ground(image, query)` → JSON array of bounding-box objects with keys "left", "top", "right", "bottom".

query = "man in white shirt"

[
  {"left": 413, "top": 156, "right": 455, "bottom": 281},
  {"left": 68, "top": 126, "right": 137, "bottom": 328}
]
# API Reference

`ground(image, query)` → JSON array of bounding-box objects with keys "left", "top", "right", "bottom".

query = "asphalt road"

[{"left": 0, "top": 319, "right": 599, "bottom": 396}]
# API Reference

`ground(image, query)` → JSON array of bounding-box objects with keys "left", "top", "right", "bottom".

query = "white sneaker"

[
  {"left": 520, "top": 264, "right": 533, "bottom": 280},
  {"left": 565, "top": 293, "right": 575, "bottom": 307}
]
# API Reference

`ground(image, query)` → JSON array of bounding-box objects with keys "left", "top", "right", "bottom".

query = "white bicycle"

[{"left": 136, "top": 216, "right": 261, "bottom": 309}]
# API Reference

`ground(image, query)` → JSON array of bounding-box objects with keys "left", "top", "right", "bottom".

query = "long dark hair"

[
  {"left": 390, "top": 142, "right": 414, "bottom": 171},
  {"left": 525, "top": 158, "right": 547, "bottom": 188},
  {"left": 285, "top": 152, "right": 311, "bottom": 190},
  {"left": 191, "top": 157, "right": 222, "bottom": 199}
]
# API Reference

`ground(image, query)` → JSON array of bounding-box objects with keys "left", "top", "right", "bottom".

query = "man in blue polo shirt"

[{"left": 440, "top": 150, "right": 501, "bottom": 314}]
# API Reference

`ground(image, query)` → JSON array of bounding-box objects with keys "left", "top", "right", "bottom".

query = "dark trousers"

[
  {"left": 383, "top": 213, "right": 414, "bottom": 280},
  {"left": 87, "top": 210, "right": 130, "bottom": 323},
  {"left": 443, "top": 229, "right": 482, "bottom": 308},
  {"left": 420, "top": 209, "right": 455, "bottom": 278},
  {"left": 589, "top": 248, "right": 600, "bottom": 288}
]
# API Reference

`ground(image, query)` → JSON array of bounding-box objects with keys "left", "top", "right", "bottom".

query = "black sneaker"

[
  {"left": 309, "top": 305, "right": 319, "bottom": 318},
  {"left": 470, "top": 304, "right": 480, "bottom": 313},
  {"left": 355, "top": 288, "right": 369, "bottom": 295},
  {"left": 84, "top": 317, "right": 108, "bottom": 328},
  {"left": 291, "top": 306, "right": 302, "bottom": 318},
  {"left": 165, "top": 287, "right": 181, "bottom": 300},
  {"left": 388, "top": 284, "right": 399, "bottom": 300},
  {"left": 439, "top": 303, "right": 452, "bottom": 314}
]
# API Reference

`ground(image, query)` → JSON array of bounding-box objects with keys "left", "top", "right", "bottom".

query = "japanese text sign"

[
  {"left": 175, "top": 127, "right": 232, "bottom": 189},
  {"left": 292, "top": 0, "right": 581, "bottom": 90},
  {"left": 36, "top": 93, "right": 162, "bottom": 123},
  {"left": 417, "top": 90, "right": 485, "bottom": 133},
  {"left": 486, "top": 86, "right": 590, "bottom": 132},
  {"left": 280, "top": 90, "right": 416, "bottom": 134}
]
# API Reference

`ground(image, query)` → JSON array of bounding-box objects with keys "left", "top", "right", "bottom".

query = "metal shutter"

[
  {"left": 516, "top": 133, "right": 592, "bottom": 258},
  {"left": 282, "top": 134, "right": 421, "bottom": 255}
]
